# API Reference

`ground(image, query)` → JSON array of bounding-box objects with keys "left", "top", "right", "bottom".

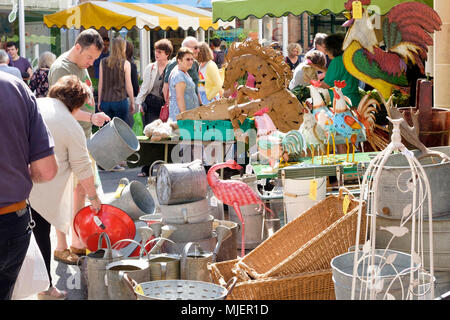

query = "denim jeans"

[
  {"left": 0, "top": 207, "right": 32, "bottom": 300},
  {"left": 100, "top": 99, "right": 129, "bottom": 123}
]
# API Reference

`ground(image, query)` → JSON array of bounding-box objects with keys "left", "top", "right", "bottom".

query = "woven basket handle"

[
  {"left": 224, "top": 277, "right": 238, "bottom": 299},
  {"left": 338, "top": 187, "right": 356, "bottom": 200}
]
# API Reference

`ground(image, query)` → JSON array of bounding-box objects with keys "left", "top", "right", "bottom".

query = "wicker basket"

[
  {"left": 232, "top": 187, "right": 367, "bottom": 280},
  {"left": 208, "top": 259, "right": 335, "bottom": 300}
]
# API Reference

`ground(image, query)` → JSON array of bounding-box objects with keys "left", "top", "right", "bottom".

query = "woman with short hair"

[
  {"left": 136, "top": 39, "right": 173, "bottom": 177},
  {"left": 196, "top": 42, "right": 223, "bottom": 105},
  {"left": 168, "top": 47, "right": 199, "bottom": 121},
  {"left": 29, "top": 51, "right": 56, "bottom": 97},
  {"left": 285, "top": 43, "right": 303, "bottom": 71},
  {"left": 29, "top": 75, "right": 102, "bottom": 300},
  {"left": 136, "top": 38, "right": 173, "bottom": 127}
]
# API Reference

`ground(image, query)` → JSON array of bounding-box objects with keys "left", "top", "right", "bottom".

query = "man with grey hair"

[
  {"left": 163, "top": 36, "right": 201, "bottom": 104},
  {"left": 0, "top": 49, "right": 21, "bottom": 79}
]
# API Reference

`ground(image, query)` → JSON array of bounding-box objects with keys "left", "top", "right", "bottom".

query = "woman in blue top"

[{"left": 168, "top": 47, "right": 199, "bottom": 121}]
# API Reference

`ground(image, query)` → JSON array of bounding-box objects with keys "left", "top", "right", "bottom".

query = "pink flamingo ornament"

[{"left": 207, "top": 159, "right": 274, "bottom": 257}]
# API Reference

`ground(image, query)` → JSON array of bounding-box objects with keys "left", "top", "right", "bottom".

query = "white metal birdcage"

[{"left": 332, "top": 117, "right": 435, "bottom": 300}]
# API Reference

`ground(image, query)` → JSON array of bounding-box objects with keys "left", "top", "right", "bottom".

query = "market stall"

[{"left": 71, "top": 0, "right": 449, "bottom": 301}]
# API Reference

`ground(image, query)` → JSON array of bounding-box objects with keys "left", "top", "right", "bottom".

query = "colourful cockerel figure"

[
  {"left": 253, "top": 107, "right": 305, "bottom": 168},
  {"left": 308, "top": 80, "right": 335, "bottom": 157},
  {"left": 299, "top": 104, "right": 326, "bottom": 164},
  {"left": 331, "top": 80, "right": 366, "bottom": 163},
  {"left": 308, "top": 80, "right": 332, "bottom": 119},
  {"left": 342, "top": 0, "right": 442, "bottom": 100}
]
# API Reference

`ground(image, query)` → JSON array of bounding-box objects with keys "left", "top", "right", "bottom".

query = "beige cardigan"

[
  {"left": 29, "top": 98, "right": 93, "bottom": 234},
  {"left": 135, "top": 61, "right": 161, "bottom": 106}
]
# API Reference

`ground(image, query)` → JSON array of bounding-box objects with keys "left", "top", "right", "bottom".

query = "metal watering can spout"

[
  {"left": 137, "top": 226, "right": 154, "bottom": 248},
  {"left": 213, "top": 225, "right": 232, "bottom": 262},
  {"left": 149, "top": 222, "right": 163, "bottom": 238}
]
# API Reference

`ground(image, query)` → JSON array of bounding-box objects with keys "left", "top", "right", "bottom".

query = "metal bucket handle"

[
  {"left": 126, "top": 152, "right": 141, "bottom": 165},
  {"left": 111, "top": 238, "right": 151, "bottom": 262},
  {"left": 97, "top": 232, "right": 113, "bottom": 259},
  {"left": 122, "top": 273, "right": 139, "bottom": 300},
  {"left": 416, "top": 149, "right": 450, "bottom": 164},
  {"left": 150, "top": 160, "right": 165, "bottom": 177}
]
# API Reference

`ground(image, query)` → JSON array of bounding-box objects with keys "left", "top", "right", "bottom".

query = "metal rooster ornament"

[
  {"left": 330, "top": 80, "right": 386, "bottom": 162},
  {"left": 331, "top": 80, "right": 366, "bottom": 162},
  {"left": 207, "top": 159, "right": 274, "bottom": 257},
  {"left": 308, "top": 80, "right": 336, "bottom": 157},
  {"left": 342, "top": 0, "right": 442, "bottom": 99},
  {"left": 299, "top": 104, "right": 327, "bottom": 164}
]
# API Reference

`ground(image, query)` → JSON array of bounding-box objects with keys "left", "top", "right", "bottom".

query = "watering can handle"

[
  {"left": 97, "top": 232, "right": 113, "bottom": 259},
  {"left": 127, "top": 152, "right": 141, "bottom": 165},
  {"left": 181, "top": 242, "right": 203, "bottom": 279},
  {"left": 114, "top": 178, "right": 130, "bottom": 198},
  {"left": 123, "top": 273, "right": 138, "bottom": 299},
  {"left": 111, "top": 238, "right": 150, "bottom": 261}
]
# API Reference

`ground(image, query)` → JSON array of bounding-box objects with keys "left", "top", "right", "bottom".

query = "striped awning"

[
  {"left": 43, "top": 1, "right": 234, "bottom": 31},
  {"left": 212, "top": 0, "right": 433, "bottom": 22}
]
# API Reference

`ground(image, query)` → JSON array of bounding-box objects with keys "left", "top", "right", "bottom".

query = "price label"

[
  {"left": 135, "top": 284, "right": 144, "bottom": 296},
  {"left": 343, "top": 195, "right": 350, "bottom": 215},
  {"left": 352, "top": 1, "right": 363, "bottom": 20},
  {"left": 210, "top": 195, "right": 218, "bottom": 207},
  {"left": 245, "top": 164, "right": 254, "bottom": 175},
  {"left": 309, "top": 179, "right": 318, "bottom": 201}
]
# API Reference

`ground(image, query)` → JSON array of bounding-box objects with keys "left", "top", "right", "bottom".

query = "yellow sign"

[
  {"left": 343, "top": 195, "right": 350, "bottom": 215},
  {"left": 309, "top": 179, "right": 318, "bottom": 201},
  {"left": 352, "top": 1, "right": 363, "bottom": 20}
]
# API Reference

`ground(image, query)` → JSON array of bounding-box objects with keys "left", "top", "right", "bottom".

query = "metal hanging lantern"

[{"left": 332, "top": 117, "right": 436, "bottom": 300}]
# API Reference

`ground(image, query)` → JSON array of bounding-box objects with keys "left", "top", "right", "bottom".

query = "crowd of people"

[{"left": 0, "top": 28, "right": 362, "bottom": 300}]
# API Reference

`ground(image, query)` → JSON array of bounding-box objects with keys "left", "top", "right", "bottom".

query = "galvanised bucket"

[
  {"left": 87, "top": 117, "right": 140, "bottom": 171},
  {"left": 108, "top": 178, "right": 155, "bottom": 221},
  {"left": 376, "top": 146, "right": 450, "bottom": 219},
  {"left": 331, "top": 249, "right": 432, "bottom": 300},
  {"left": 156, "top": 160, "right": 207, "bottom": 205}
]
